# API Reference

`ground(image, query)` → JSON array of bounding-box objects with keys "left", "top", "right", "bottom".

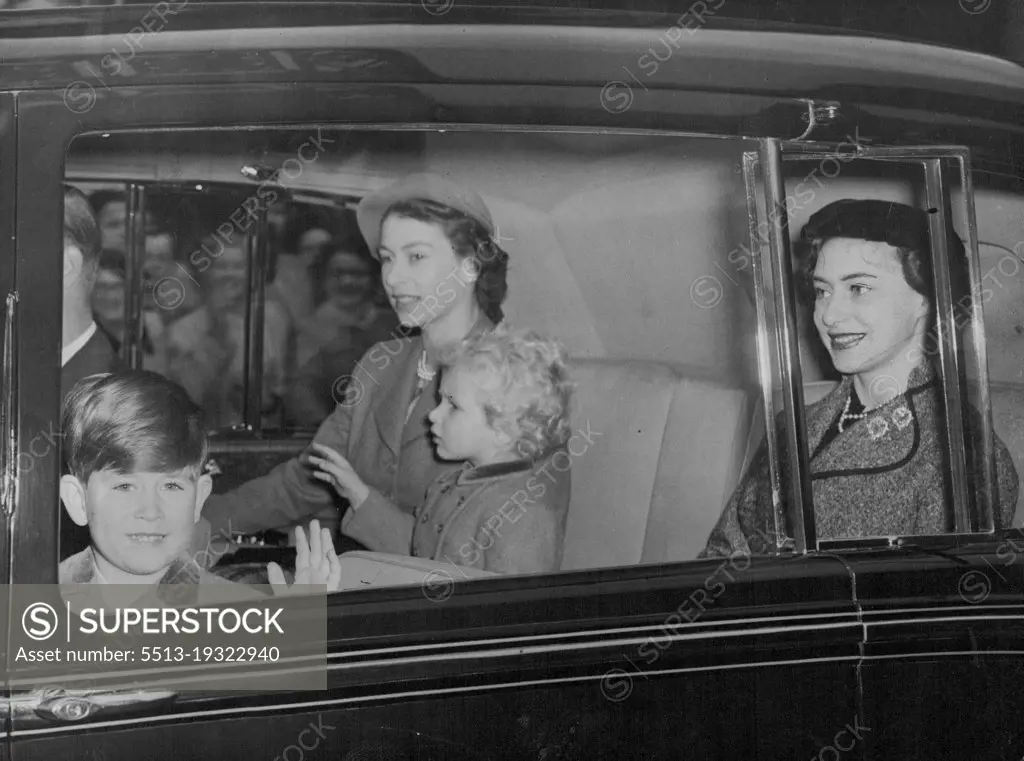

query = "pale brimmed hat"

[{"left": 355, "top": 173, "right": 495, "bottom": 257}]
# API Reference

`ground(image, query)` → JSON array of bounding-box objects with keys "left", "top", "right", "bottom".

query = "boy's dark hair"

[
  {"left": 64, "top": 185, "right": 102, "bottom": 271},
  {"left": 62, "top": 371, "right": 208, "bottom": 483}
]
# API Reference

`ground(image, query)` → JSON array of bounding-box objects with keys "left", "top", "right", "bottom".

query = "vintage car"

[{"left": 1, "top": 1, "right": 1024, "bottom": 759}]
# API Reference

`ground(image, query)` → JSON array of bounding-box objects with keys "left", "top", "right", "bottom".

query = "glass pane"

[
  {"left": 270, "top": 197, "right": 398, "bottom": 429},
  {"left": 155, "top": 187, "right": 254, "bottom": 430},
  {"left": 66, "top": 127, "right": 772, "bottom": 581},
  {"left": 968, "top": 174, "right": 1024, "bottom": 531},
  {"left": 764, "top": 151, "right": 1014, "bottom": 545},
  {"left": 68, "top": 134, "right": 405, "bottom": 435}
]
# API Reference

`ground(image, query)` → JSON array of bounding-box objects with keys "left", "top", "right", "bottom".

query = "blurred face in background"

[
  {"left": 203, "top": 244, "right": 249, "bottom": 314},
  {"left": 142, "top": 233, "right": 177, "bottom": 310},
  {"left": 98, "top": 200, "right": 158, "bottom": 256},
  {"left": 298, "top": 227, "right": 331, "bottom": 268},
  {"left": 92, "top": 267, "right": 126, "bottom": 340},
  {"left": 325, "top": 250, "right": 374, "bottom": 310},
  {"left": 98, "top": 200, "right": 127, "bottom": 254},
  {"left": 267, "top": 200, "right": 291, "bottom": 247}
]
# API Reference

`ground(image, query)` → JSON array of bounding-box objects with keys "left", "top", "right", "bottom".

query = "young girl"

[{"left": 308, "top": 326, "right": 574, "bottom": 575}]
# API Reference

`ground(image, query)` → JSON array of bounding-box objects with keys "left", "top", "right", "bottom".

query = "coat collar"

[
  {"left": 808, "top": 363, "right": 934, "bottom": 479},
  {"left": 59, "top": 547, "right": 207, "bottom": 605},
  {"left": 372, "top": 334, "right": 424, "bottom": 456},
  {"left": 373, "top": 317, "right": 498, "bottom": 455},
  {"left": 457, "top": 458, "right": 534, "bottom": 485}
]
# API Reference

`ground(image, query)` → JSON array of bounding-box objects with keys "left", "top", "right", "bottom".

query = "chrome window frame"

[
  {"left": 748, "top": 140, "right": 996, "bottom": 552},
  {"left": 74, "top": 178, "right": 272, "bottom": 434},
  {"left": 70, "top": 172, "right": 361, "bottom": 438}
]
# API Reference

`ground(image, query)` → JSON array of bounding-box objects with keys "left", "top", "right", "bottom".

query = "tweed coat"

[
  {"left": 342, "top": 456, "right": 572, "bottom": 575},
  {"left": 200, "top": 321, "right": 494, "bottom": 542},
  {"left": 702, "top": 363, "right": 1019, "bottom": 557}
]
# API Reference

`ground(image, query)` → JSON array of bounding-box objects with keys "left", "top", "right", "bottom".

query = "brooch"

[
  {"left": 866, "top": 417, "right": 890, "bottom": 440},
  {"left": 891, "top": 405, "right": 913, "bottom": 431}
]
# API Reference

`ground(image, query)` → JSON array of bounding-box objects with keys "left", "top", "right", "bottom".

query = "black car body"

[{"left": 1, "top": 3, "right": 1024, "bottom": 759}]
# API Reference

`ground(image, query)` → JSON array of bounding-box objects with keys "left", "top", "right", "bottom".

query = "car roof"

[
  {"left": 0, "top": 2, "right": 1021, "bottom": 100},
  {"left": 10, "top": 2, "right": 1024, "bottom": 189}
]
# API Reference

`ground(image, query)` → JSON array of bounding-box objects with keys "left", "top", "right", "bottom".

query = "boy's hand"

[
  {"left": 307, "top": 443, "right": 370, "bottom": 508},
  {"left": 267, "top": 519, "right": 342, "bottom": 594}
]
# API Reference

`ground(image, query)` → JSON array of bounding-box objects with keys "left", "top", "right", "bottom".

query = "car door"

[
  {"left": 0, "top": 89, "right": 19, "bottom": 761},
  {"left": 748, "top": 137, "right": 1024, "bottom": 759},
  {"left": 3, "top": 66, "right": 876, "bottom": 758}
]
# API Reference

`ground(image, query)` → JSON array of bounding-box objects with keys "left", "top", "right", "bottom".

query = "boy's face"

[
  {"left": 428, "top": 364, "right": 513, "bottom": 466},
  {"left": 60, "top": 467, "right": 212, "bottom": 582}
]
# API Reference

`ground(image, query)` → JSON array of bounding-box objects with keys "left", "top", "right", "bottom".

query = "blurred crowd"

[{"left": 85, "top": 190, "right": 398, "bottom": 430}]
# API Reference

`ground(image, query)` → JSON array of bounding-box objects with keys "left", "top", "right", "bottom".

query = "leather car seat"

[{"left": 561, "top": 358, "right": 755, "bottom": 570}]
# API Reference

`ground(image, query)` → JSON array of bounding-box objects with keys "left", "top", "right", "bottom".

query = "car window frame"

[
  {"left": 65, "top": 173, "right": 356, "bottom": 438},
  {"left": 26, "top": 76, "right": 1018, "bottom": 584},
  {"left": 747, "top": 138, "right": 999, "bottom": 552}
]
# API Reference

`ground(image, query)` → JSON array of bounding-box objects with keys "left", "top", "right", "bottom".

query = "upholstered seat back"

[{"left": 561, "top": 359, "right": 754, "bottom": 570}]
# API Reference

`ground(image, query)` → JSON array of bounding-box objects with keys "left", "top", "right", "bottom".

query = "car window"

[
  {"left": 736, "top": 145, "right": 1020, "bottom": 552},
  {"left": 65, "top": 175, "right": 396, "bottom": 434},
  {"left": 61, "top": 125, "right": 1024, "bottom": 589},
  {"left": 64, "top": 127, "right": 773, "bottom": 584}
]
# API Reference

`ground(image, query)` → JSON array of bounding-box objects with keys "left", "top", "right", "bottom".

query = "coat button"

[
  {"left": 435, "top": 524, "right": 443, "bottom": 534},
  {"left": 420, "top": 514, "right": 429, "bottom": 523},
  {"left": 456, "top": 497, "right": 465, "bottom": 506}
]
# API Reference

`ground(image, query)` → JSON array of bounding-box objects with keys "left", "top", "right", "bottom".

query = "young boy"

[
  {"left": 310, "top": 326, "right": 574, "bottom": 575},
  {"left": 59, "top": 371, "right": 340, "bottom": 594}
]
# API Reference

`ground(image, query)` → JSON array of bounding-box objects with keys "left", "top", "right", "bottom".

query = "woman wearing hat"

[
  {"left": 198, "top": 174, "right": 570, "bottom": 555},
  {"left": 702, "top": 199, "right": 1019, "bottom": 557}
]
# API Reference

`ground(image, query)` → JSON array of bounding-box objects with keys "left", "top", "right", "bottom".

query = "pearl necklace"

[
  {"left": 837, "top": 394, "right": 869, "bottom": 433},
  {"left": 416, "top": 351, "right": 436, "bottom": 384}
]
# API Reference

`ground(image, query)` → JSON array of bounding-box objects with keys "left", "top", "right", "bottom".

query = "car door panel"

[
  {"left": 851, "top": 551, "right": 1024, "bottom": 760},
  {"left": 7, "top": 554, "right": 859, "bottom": 760},
  {"left": 0, "top": 87, "right": 16, "bottom": 761}
]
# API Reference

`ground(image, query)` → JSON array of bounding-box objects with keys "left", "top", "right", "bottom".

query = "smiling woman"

[
  {"left": 702, "top": 199, "right": 1020, "bottom": 556},
  {"left": 199, "top": 173, "right": 573, "bottom": 568}
]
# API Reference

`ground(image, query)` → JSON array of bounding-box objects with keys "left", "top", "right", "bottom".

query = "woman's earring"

[{"left": 462, "top": 258, "right": 479, "bottom": 283}]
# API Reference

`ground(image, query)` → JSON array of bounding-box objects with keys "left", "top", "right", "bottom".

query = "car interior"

[{"left": 63, "top": 126, "right": 1024, "bottom": 584}]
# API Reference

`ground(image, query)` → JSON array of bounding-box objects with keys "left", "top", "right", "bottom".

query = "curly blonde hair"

[{"left": 446, "top": 325, "right": 572, "bottom": 461}]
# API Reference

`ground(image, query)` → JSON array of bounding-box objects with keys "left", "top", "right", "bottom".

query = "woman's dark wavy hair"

[
  {"left": 793, "top": 199, "right": 972, "bottom": 331},
  {"left": 384, "top": 198, "right": 509, "bottom": 324}
]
